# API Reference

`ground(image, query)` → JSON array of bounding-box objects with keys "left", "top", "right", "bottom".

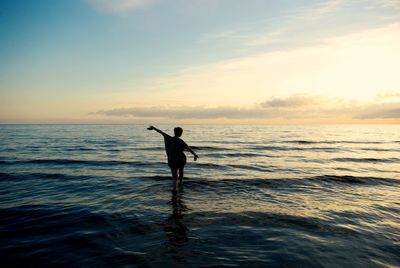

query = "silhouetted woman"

[{"left": 147, "top": 126, "right": 198, "bottom": 191}]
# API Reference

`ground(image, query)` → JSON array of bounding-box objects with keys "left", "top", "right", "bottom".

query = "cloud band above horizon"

[{"left": 93, "top": 94, "right": 400, "bottom": 121}]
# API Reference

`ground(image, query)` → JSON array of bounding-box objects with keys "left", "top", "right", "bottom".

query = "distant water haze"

[{"left": 0, "top": 124, "right": 399, "bottom": 266}]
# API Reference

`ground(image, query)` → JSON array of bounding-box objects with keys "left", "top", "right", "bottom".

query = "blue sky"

[
  {"left": 0, "top": 0, "right": 308, "bottom": 88},
  {"left": 1, "top": 0, "right": 399, "bottom": 123}
]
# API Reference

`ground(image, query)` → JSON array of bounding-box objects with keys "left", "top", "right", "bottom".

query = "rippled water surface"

[{"left": 1, "top": 124, "right": 399, "bottom": 267}]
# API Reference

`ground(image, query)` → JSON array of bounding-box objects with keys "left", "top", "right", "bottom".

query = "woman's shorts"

[{"left": 168, "top": 157, "right": 186, "bottom": 168}]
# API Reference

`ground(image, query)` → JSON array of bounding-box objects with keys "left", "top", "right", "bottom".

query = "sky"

[{"left": 0, "top": 0, "right": 399, "bottom": 124}]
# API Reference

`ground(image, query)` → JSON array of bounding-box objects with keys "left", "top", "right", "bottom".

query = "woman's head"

[{"left": 174, "top": 127, "right": 183, "bottom": 137}]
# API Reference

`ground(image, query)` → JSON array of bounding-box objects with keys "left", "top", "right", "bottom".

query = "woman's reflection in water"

[{"left": 164, "top": 190, "right": 189, "bottom": 261}]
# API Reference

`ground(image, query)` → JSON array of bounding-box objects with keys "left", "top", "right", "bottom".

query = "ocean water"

[{"left": 0, "top": 124, "right": 399, "bottom": 267}]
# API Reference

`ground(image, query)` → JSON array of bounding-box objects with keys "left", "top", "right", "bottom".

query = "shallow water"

[{"left": 0, "top": 124, "right": 399, "bottom": 267}]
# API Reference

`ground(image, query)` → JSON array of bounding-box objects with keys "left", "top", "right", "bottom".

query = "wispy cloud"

[
  {"left": 85, "top": 0, "right": 156, "bottom": 13},
  {"left": 261, "top": 94, "right": 322, "bottom": 108},
  {"left": 283, "top": 0, "right": 343, "bottom": 20},
  {"left": 202, "top": 0, "right": 400, "bottom": 51},
  {"left": 93, "top": 94, "right": 400, "bottom": 121},
  {"left": 362, "top": 0, "right": 400, "bottom": 11},
  {"left": 355, "top": 102, "right": 400, "bottom": 119},
  {"left": 202, "top": 0, "right": 344, "bottom": 48},
  {"left": 376, "top": 92, "right": 400, "bottom": 101},
  {"left": 141, "top": 23, "right": 400, "bottom": 108},
  {"left": 94, "top": 106, "right": 266, "bottom": 119}
]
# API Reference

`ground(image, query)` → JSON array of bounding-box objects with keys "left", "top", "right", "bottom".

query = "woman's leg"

[
  {"left": 170, "top": 167, "right": 178, "bottom": 191},
  {"left": 178, "top": 166, "right": 184, "bottom": 186}
]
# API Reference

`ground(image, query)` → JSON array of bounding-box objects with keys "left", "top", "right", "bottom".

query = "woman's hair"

[{"left": 174, "top": 127, "right": 183, "bottom": 137}]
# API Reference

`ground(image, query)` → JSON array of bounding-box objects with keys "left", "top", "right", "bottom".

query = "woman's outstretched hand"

[
  {"left": 147, "top": 126, "right": 155, "bottom": 130},
  {"left": 194, "top": 155, "right": 198, "bottom": 161}
]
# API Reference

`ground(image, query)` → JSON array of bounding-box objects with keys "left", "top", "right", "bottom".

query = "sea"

[{"left": 0, "top": 124, "right": 399, "bottom": 267}]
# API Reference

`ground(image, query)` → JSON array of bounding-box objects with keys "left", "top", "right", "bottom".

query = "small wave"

[
  {"left": 311, "top": 175, "right": 399, "bottom": 185},
  {"left": 137, "top": 146, "right": 165, "bottom": 151},
  {"left": 183, "top": 175, "right": 399, "bottom": 190},
  {"left": 205, "top": 152, "right": 272, "bottom": 158},
  {"left": 0, "top": 172, "right": 97, "bottom": 181},
  {"left": 325, "top": 141, "right": 385, "bottom": 144},
  {"left": 190, "top": 146, "right": 232, "bottom": 151},
  {"left": 371, "top": 204, "right": 400, "bottom": 216},
  {"left": 248, "top": 145, "right": 292, "bottom": 151},
  {"left": 184, "top": 178, "right": 287, "bottom": 190},
  {"left": 287, "top": 140, "right": 387, "bottom": 145},
  {"left": 359, "top": 148, "right": 395, "bottom": 152},
  {"left": 63, "top": 147, "right": 97, "bottom": 151},
  {"left": 83, "top": 139, "right": 128, "bottom": 146},
  {"left": 333, "top": 157, "right": 400, "bottom": 163},
  {"left": 0, "top": 147, "right": 17, "bottom": 152},
  {"left": 194, "top": 162, "right": 226, "bottom": 169},
  {"left": 249, "top": 145, "right": 339, "bottom": 152},
  {"left": 186, "top": 211, "right": 354, "bottom": 234},
  {"left": 206, "top": 140, "right": 260, "bottom": 145},
  {"left": 229, "top": 164, "right": 274, "bottom": 172},
  {"left": 0, "top": 159, "right": 165, "bottom": 167},
  {"left": 286, "top": 140, "right": 318, "bottom": 144}
]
